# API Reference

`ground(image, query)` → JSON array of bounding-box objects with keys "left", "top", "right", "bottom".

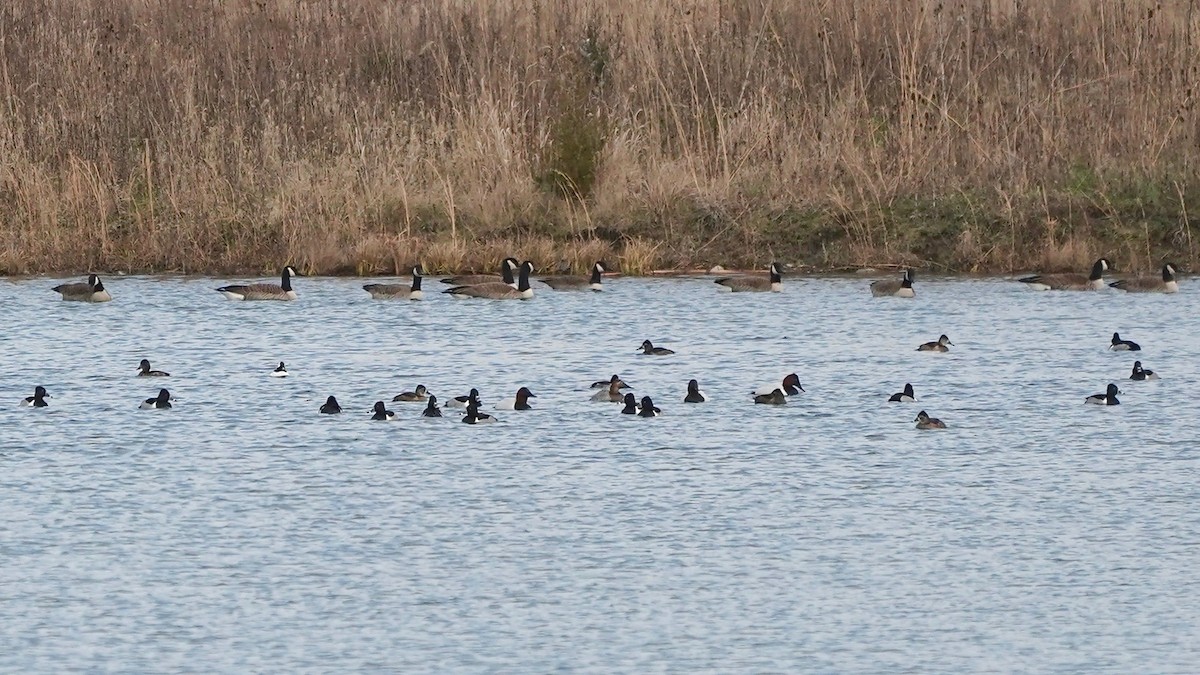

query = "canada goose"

[
  {"left": 1018, "top": 258, "right": 1110, "bottom": 290},
  {"left": 684, "top": 379, "right": 708, "bottom": 403},
  {"left": 392, "top": 384, "right": 429, "bottom": 402},
  {"left": 639, "top": 339, "right": 675, "bottom": 355},
  {"left": 870, "top": 269, "right": 915, "bottom": 298},
  {"left": 1086, "top": 383, "right": 1121, "bottom": 405},
  {"left": 714, "top": 262, "right": 783, "bottom": 292},
  {"left": 888, "top": 383, "right": 916, "bottom": 402},
  {"left": 620, "top": 393, "right": 639, "bottom": 414},
  {"left": 320, "top": 396, "right": 342, "bottom": 414},
  {"left": 440, "top": 257, "right": 519, "bottom": 287},
  {"left": 540, "top": 261, "right": 607, "bottom": 291},
  {"left": 914, "top": 410, "right": 947, "bottom": 429},
  {"left": 1109, "top": 333, "right": 1141, "bottom": 351},
  {"left": 140, "top": 388, "right": 172, "bottom": 410},
  {"left": 446, "top": 388, "right": 480, "bottom": 409},
  {"left": 591, "top": 379, "right": 625, "bottom": 402},
  {"left": 752, "top": 373, "right": 804, "bottom": 397},
  {"left": 753, "top": 389, "right": 788, "bottom": 405},
  {"left": 1129, "top": 361, "right": 1160, "bottom": 381},
  {"left": 363, "top": 266, "right": 425, "bottom": 300},
  {"left": 52, "top": 274, "right": 112, "bottom": 302},
  {"left": 462, "top": 401, "right": 497, "bottom": 424},
  {"left": 422, "top": 396, "right": 443, "bottom": 417},
  {"left": 590, "top": 375, "right": 631, "bottom": 390},
  {"left": 917, "top": 335, "right": 953, "bottom": 352},
  {"left": 496, "top": 387, "right": 536, "bottom": 410},
  {"left": 370, "top": 401, "right": 396, "bottom": 420},
  {"left": 270, "top": 362, "right": 289, "bottom": 377},
  {"left": 1109, "top": 263, "right": 1179, "bottom": 293},
  {"left": 216, "top": 266, "right": 298, "bottom": 301},
  {"left": 637, "top": 396, "right": 661, "bottom": 417},
  {"left": 444, "top": 261, "right": 535, "bottom": 299},
  {"left": 137, "top": 359, "right": 170, "bottom": 377},
  {"left": 22, "top": 386, "right": 50, "bottom": 408}
]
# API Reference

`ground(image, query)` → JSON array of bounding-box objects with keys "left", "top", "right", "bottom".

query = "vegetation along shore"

[{"left": 1, "top": 0, "right": 1198, "bottom": 276}]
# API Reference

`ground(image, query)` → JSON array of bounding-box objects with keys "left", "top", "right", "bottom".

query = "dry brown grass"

[{"left": 1, "top": 0, "right": 1198, "bottom": 275}]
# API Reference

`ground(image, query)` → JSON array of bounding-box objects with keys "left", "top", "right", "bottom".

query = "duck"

[
  {"left": 590, "top": 374, "right": 630, "bottom": 390},
  {"left": 1086, "top": 383, "right": 1121, "bottom": 405},
  {"left": 370, "top": 401, "right": 396, "bottom": 420},
  {"left": 752, "top": 373, "right": 804, "bottom": 397},
  {"left": 888, "top": 383, "right": 916, "bottom": 402},
  {"left": 462, "top": 401, "right": 497, "bottom": 424},
  {"left": 637, "top": 396, "right": 661, "bottom": 417},
  {"left": 591, "top": 379, "right": 626, "bottom": 402},
  {"left": 540, "top": 261, "right": 607, "bottom": 291},
  {"left": 620, "top": 393, "right": 640, "bottom": 414},
  {"left": 914, "top": 410, "right": 947, "bottom": 429},
  {"left": 137, "top": 359, "right": 170, "bottom": 377},
  {"left": 446, "top": 388, "right": 480, "bottom": 409},
  {"left": 1017, "top": 258, "right": 1110, "bottom": 290},
  {"left": 362, "top": 266, "right": 425, "bottom": 300},
  {"left": 870, "top": 269, "right": 915, "bottom": 297},
  {"left": 52, "top": 274, "right": 112, "bottom": 302},
  {"left": 270, "top": 361, "right": 289, "bottom": 377},
  {"left": 422, "top": 396, "right": 443, "bottom": 417},
  {"left": 392, "top": 384, "right": 429, "bottom": 402},
  {"left": 684, "top": 379, "right": 708, "bottom": 403},
  {"left": 320, "top": 396, "right": 342, "bottom": 414},
  {"left": 440, "top": 257, "right": 519, "bottom": 288},
  {"left": 917, "top": 335, "right": 953, "bottom": 352},
  {"left": 496, "top": 387, "right": 536, "bottom": 410},
  {"left": 22, "top": 386, "right": 50, "bottom": 408},
  {"left": 1129, "top": 361, "right": 1160, "bottom": 381},
  {"left": 216, "top": 266, "right": 298, "bottom": 301},
  {"left": 1109, "top": 263, "right": 1179, "bottom": 293},
  {"left": 140, "top": 388, "right": 173, "bottom": 410},
  {"left": 1109, "top": 333, "right": 1141, "bottom": 351},
  {"left": 639, "top": 339, "right": 675, "bottom": 355},
  {"left": 714, "top": 262, "right": 784, "bottom": 293},
  {"left": 444, "top": 261, "right": 535, "bottom": 299},
  {"left": 753, "top": 388, "right": 788, "bottom": 405}
]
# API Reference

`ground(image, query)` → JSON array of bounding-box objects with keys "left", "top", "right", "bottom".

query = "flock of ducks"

[{"left": 35, "top": 256, "right": 1180, "bottom": 428}]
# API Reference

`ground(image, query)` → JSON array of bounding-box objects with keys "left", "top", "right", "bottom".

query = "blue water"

[{"left": 1, "top": 273, "right": 1198, "bottom": 672}]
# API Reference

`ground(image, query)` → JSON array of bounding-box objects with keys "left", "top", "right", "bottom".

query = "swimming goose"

[
  {"left": 590, "top": 375, "right": 630, "bottom": 390},
  {"left": 140, "top": 388, "right": 173, "bottom": 410},
  {"left": 540, "top": 261, "right": 607, "bottom": 291},
  {"left": 363, "top": 266, "right": 425, "bottom": 300},
  {"left": 462, "top": 401, "right": 497, "bottom": 424},
  {"left": 52, "top": 274, "right": 112, "bottom": 302},
  {"left": 752, "top": 373, "right": 804, "bottom": 397},
  {"left": 1109, "top": 333, "right": 1141, "bottom": 351},
  {"left": 684, "top": 379, "right": 708, "bottom": 403},
  {"left": 637, "top": 396, "right": 661, "bottom": 417},
  {"left": 870, "top": 269, "right": 915, "bottom": 297},
  {"left": 888, "top": 383, "right": 916, "bottom": 402},
  {"left": 1018, "top": 258, "right": 1110, "bottom": 290},
  {"left": 270, "top": 362, "right": 289, "bottom": 377},
  {"left": 392, "top": 384, "right": 429, "bottom": 402},
  {"left": 714, "top": 262, "right": 783, "bottom": 292},
  {"left": 591, "top": 379, "right": 625, "bottom": 402},
  {"left": 496, "top": 387, "right": 536, "bottom": 410},
  {"left": 621, "top": 393, "right": 640, "bottom": 414},
  {"left": 440, "top": 257, "right": 519, "bottom": 287},
  {"left": 753, "top": 389, "right": 788, "bottom": 405},
  {"left": 216, "top": 266, "right": 298, "bottom": 301},
  {"left": 22, "top": 386, "right": 50, "bottom": 408},
  {"left": 137, "top": 359, "right": 170, "bottom": 377},
  {"left": 1109, "top": 263, "right": 1179, "bottom": 293},
  {"left": 446, "top": 388, "right": 480, "bottom": 409},
  {"left": 320, "top": 396, "right": 342, "bottom": 414},
  {"left": 917, "top": 335, "right": 953, "bottom": 352},
  {"left": 370, "top": 401, "right": 396, "bottom": 420},
  {"left": 1086, "top": 383, "right": 1121, "bottom": 405},
  {"left": 422, "top": 396, "right": 443, "bottom": 417},
  {"left": 444, "top": 261, "right": 535, "bottom": 299},
  {"left": 914, "top": 410, "right": 947, "bottom": 429},
  {"left": 639, "top": 339, "right": 675, "bottom": 355},
  {"left": 1129, "top": 361, "right": 1160, "bottom": 381}
]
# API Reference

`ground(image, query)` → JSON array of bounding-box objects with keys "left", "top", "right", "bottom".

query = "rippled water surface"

[{"left": 2, "top": 273, "right": 1199, "bottom": 672}]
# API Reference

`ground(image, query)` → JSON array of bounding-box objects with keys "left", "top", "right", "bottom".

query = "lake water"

[{"left": 2, "top": 273, "right": 1198, "bottom": 672}]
